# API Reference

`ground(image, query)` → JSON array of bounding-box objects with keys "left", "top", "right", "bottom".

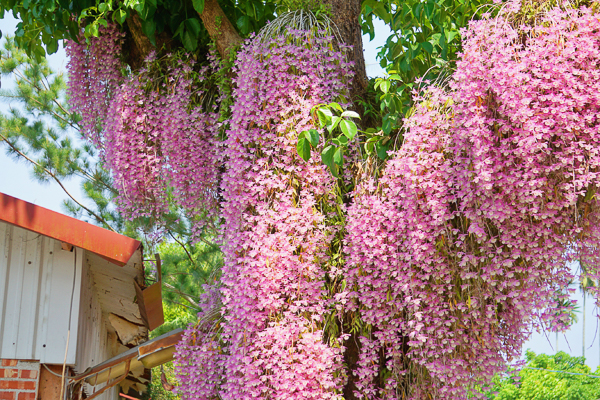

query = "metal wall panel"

[{"left": 0, "top": 221, "right": 81, "bottom": 364}]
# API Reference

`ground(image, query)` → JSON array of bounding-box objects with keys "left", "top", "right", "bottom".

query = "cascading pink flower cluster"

[
  {"left": 103, "top": 55, "right": 220, "bottom": 239},
  {"left": 65, "top": 23, "right": 124, "bottom": 148},
  {"left": 175, "top": 30, "right": 353, "bottom": 399},
  {"left": 346, "top": 3, "right": 600, "bottom": 399},
  {"left": 175, "top": 284, "right": 225, "bottom": 398}
]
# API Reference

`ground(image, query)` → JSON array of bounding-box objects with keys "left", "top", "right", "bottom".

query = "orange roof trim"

[{"left": 0, "top": 193, "right": 141, "bottom": 266}]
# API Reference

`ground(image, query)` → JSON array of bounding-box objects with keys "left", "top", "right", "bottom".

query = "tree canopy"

[
  {"left": 487, "top": 351, "right": 600, "bottom": 400},
  {"left": 2, "top": 0, "right": 600, "bottom": 399}
]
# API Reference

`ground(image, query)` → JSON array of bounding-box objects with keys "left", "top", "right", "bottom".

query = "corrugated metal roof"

[{"left": 0, "top": 193, "right": 141, "bottom": 266}]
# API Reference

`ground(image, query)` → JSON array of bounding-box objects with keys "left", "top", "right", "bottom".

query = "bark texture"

[
  {"left": 125, "top": 13, "right": 172, "bottom": 69},
  {"left": 198, "top": 0, "right": 243, "bottom": 58},
  {"left": 326, "top": 0, "right": 368, "bottom": 105},
  {"left": 320, "top": 3, "right": 368, "bottom": 396}
]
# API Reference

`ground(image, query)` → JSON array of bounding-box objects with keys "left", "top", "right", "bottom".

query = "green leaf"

[
  {"left": 317, "top": 107, "right": 333, "bottom": 128},
  {"left": 379, "top": 80, "right": 391, "bottom": 94},
  {"left": 391, "top": 42, "right": 403, "bottom": 59},
  {"left": 422, "top": 41, "right": 434, "bottom": 54},
  {"left": 584, "top": 186, "right": 596, "bottom": 202},
  {"left": 376, "top": 141, "right": 390, "bottom": 160},
  {"left": 332, "top": 135, "right": 348, "bottom": 146},
  {"left": 297, "top": 137, "right": 311, "bottom": 161},
  {"left": 237, "top": 15, "right": 250, "bottom": 35},
  {"left": 46, "top": 39, "right": 58, "bottom": 54},
  {"left": 306, "top": 129, "right": 319, "bottom": 147},
  {"left": 382, "top": 116, "right": 393, "bottom": 135},
  {"left": 141, "top": 19, "right": 156, "bottom": 45},
  {"left": 192, "top": 0, "right": 205, "bottom": 14},
  {"left": 328, "top": 102, "right": 343, "bottom": 112},
  {"left": 173, "top": 21, "right": 185, "bottom": 39},
  {"left": 328, "top": 116, "right": 342, "bottom": 133},
  {"left": 341, "top": 110, "right": 361, "bottom": 119},
  {"left": 340, "top": 120, "right": 357, "bottom": 140},
  {"left": 182, "top": 28, "right": 197, "bottom": 51},
  {"left": 185, "top": 18, "right": 202, "bottom": 37},
  {"left": 446, "top": 30, "right": 458, "bottom": 43},
  {"left": 115, "top": 9, "right": 127, "bottom": 24},
  {"left": 33, "top": 44, "right": 45, "bottom": 62},
  {"left": 364, "top": 136, "right": 378, "bottom": 154},
  {"left": 387, "top": 96, "right": 397, "bottom": 114},
  {"left": 142, "top": 3, "right": 156, "bottom": 20},
  {"left": 321, "top": 145, "right": 338, "bottom": 176},
  {"left": 333, "top": 147, "right": 343, "bottom": 166}
]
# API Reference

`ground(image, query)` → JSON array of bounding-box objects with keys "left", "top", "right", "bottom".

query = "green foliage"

[
  {"left": 149, "top": 238, "right": 223, "bottom": 336},
  {"left": 361, "top": 0, "right": 486, "bottom": 77},
  {"left": 145, "top": 362, "right": 180, "bottom": 400},
  {"left": 296, "top": 102, "right": 360, "bottom": 177},
  {"left": 358, "top": 0, "right": 490, "bottom": 157},
  {"left": 0, "top": 0, "right": 83, "bottom": 61},
  {"left": 272, "top": 0, "right": 331, "bottom": 14},
  {"left": 0, "top": 0, "right": 278, "bottom": 58},
  {"left": 485, "top": 351, "right": 600, "bottom": 400}
]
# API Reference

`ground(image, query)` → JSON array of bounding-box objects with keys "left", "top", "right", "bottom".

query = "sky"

[{"left": 0, "top": 13, "right": 599, "bottom": 370}]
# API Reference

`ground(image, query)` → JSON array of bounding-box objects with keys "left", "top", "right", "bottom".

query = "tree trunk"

[
  {"left": 325, "top": 0, "right": 369, "bottom": 106},
  {"left": 197, "top": 0, "right": 243, "bottom": 58},
  {"left": 124, "top": 13, "right": 173, "bottom": 70},
  {"left": 319, "top": 2, "right": 368, "bottom": 398},
  {"left": 124, "top": 3, "right": 369, "bottom": 398}
]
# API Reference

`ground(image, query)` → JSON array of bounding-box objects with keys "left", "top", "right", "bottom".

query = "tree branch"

[
  {"left": 198, "top": 0, "right": 242, "bottom": 58},
  {"left": 163, "top": 283, "right": 201, "bottom": 307},
  {"left": 168, "top": 230, "right": 199, "bottom": 270}
]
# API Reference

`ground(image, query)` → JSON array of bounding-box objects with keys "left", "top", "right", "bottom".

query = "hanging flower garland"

[
  {"left": 175, "top": 15, "right": 354, "bottom": 399},
  {"left": 65, "top": 22, "right": 125, "bottom": 148},
  {"left": 104, "top": 53, "right": 221, "bottom": 239},
  {"left": 346, "top": 3, "right": 600, "bottom": 398}
]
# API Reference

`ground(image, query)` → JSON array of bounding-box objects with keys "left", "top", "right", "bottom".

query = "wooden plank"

[{"left": 134, "top": 281, "right": 164, "bottom": 331}]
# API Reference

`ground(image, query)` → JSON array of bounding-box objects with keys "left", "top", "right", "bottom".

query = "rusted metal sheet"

[
  {"left": 0, "top": 193, "right": 141, "bottom": 266},
  {"left": 134, "top": 280, "right": 164, "bottom": 331},
  {"left": 70, "top": 328, "right": 183, "bottom": 386},
  {"left": 133, "top": 253, "right": 164, "bottom": 331},
  {"left": 137, "top": 330, "right": 183, "bottom": 359}
]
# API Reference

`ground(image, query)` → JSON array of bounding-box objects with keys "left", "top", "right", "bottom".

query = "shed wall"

[
  {"left": 75, "top": 257, "right": 112, "bottom": 374},
  {"left": 0, "top": 222, "right": 81, "bottom": 365}
]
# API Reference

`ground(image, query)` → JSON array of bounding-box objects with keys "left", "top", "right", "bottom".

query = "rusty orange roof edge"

[{"left": 0, "top": 193, "right": 141, "bottom": 266}]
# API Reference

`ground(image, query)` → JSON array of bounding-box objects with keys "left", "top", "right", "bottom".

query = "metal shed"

[{"left": 0, "top": 193, "right": 163, "bottom": 400}]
